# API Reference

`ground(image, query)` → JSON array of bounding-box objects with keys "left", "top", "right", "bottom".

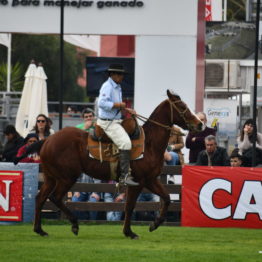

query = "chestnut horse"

[{"left": 34, "top": 90, "right": 203, "bottom": 239}]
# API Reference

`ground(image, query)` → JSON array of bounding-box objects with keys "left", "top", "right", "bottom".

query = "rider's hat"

[{"left": 107, "top": 64, "right": 127, "bottom": 74}]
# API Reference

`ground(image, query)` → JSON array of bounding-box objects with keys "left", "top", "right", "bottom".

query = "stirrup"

[{"left": 119, "top": 175, "right": 139, "bottom": 186}]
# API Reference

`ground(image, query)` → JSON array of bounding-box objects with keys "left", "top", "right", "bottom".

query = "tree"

[
  {"left": 0, "top": 34, "right": 87, "bottom": 102},
  {"left": 0, "top": 62, "right": 24, "bottom": 91}
]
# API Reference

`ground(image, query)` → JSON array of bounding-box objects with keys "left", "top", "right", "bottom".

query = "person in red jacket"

[{"left": 16, "top": 133, "right": 41, "bottom": 163}]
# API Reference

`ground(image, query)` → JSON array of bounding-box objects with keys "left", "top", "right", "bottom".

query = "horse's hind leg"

[
  {"left": 123, "top": 186, "right": 142, "bottom": 239},
  {"left": 34, "top": 176, "right": 56, "bottom": 236},
  {"left": 145, "top": 179, "right": 170, "bottom": 232},
  {"left": 48, "top": 178, "right": 79, "bottom": 235}
]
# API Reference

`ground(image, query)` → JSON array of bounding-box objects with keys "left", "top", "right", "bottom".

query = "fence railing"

[{"left": 40, "top": 165, "right": 182, "bottom": 223}]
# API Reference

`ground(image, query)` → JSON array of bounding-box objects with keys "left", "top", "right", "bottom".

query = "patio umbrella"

[
  {"left": 27, "top": 64, "right": 48, "bottom": 134},
  {"left": 15, "top": 61, "right": 37, "bottom": 137}
]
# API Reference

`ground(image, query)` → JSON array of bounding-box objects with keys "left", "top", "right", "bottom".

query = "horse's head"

[{"left": 167, "top": 90, "right": 204, "bottom": 132}]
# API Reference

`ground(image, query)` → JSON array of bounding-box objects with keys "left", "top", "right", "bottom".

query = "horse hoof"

[
  {"left": 34, "top": 229, "right": 49, "bottom": 237},
  {"left": 125, "top": 232, "right": 139, "bottom": 239},
  {"left": 72, "top": 226, "right": 79, "bottom": 236},
  {"left": 131, "top": 234, "right": 139, "bottom": 240},
  {"left": 149, "top": 222, "right": 157, "bottom": 232}
]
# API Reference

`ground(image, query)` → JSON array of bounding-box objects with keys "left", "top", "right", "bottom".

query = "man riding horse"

[{"left": 96, "top": 64, "right": 139, "bottom": 186}]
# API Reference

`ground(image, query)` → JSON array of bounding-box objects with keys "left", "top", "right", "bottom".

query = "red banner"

[
  {"left": 0, "top": 171, "right": 23, "bottom": 221},
  {"left": 182, "top": 166, "right": 262, "bottom": 228},
  {"left": 205, "top": 0, "right": 212, "bottom": 21}
]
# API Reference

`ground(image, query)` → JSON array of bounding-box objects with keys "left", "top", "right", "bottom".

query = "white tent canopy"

[
  {"left": 15, "top": 63, "right": 49, "bottom": 137},
  {"left": 27, "top": 65, "right": 48, "bottom": 134},
  {"left": 15, "top": 62, "right": 37, "bottom": 137}
]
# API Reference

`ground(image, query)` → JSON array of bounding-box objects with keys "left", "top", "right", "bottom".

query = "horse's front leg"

[
  {"left": 123, "top": 186, "right": 142, "bottom": 239},
  {"left": 145, "top": 178, "right": 170, "bottom": 232}
]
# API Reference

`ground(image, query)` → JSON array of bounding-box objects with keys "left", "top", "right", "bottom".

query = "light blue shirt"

[{"left": 97, "top": 77, "right": 122, "bottom": 119}]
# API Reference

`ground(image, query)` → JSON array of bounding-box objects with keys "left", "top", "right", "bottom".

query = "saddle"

[{"left": 88, "top": 118, "right": 145, "bottom": 162}]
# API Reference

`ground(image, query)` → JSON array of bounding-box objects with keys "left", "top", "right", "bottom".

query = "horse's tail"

[{"left": 13, "top": 140, "right": 46, "bottom": 165}]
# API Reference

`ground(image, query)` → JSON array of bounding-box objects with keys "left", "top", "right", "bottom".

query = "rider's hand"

[
  {"left": 113, "top": 102, "right": 126, "bottom": 109},
  {"left": 125, "top": 108, "right": 136, "bottom": 115}
]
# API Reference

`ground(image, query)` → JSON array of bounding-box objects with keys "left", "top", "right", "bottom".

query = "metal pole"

[
  {"left": 223, "top": 0, "right": 227, "bottom": 21},
  {"left": 59, "top": 0, "right": 64, "bottom": 129},
  {"left": 7, "top": 33, "right": 11, "bottom": 92},
  {"left": 252, "top": 0, "right": 260, "bottom": 167}
]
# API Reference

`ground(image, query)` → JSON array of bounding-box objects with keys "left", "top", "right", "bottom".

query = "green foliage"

[
  {"left": 0, "top": 62, "right": 24, "bottom": 91},
  {"left": 0, "top": 224, "right": 262, "bottom": 262},
  {"left": 7, "top": 34, "right": 87, "bottom": 101},
  {"left": 227, "top": 0, "right": 246, "bottom": 21}
]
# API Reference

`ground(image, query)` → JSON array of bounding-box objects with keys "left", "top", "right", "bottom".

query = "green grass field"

[{"left": 0, "top": 223, "right": 261, "bottom": 262}]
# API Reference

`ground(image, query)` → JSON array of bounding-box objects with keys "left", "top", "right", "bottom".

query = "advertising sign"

[
  {"left": 0, "top": 0, "right": 198, "bottom": 35},
  {"left": 182, "top": 166, "right": 262, "bottom": 228},
  {"left": 0, "top": 171, "right": 23, "bottom": 221},
  {"left": 205, "top": 0, "right": 212, "bottom": 21},
  {"left": 204, "top": 98, "right": 237, "bottom": 150}
]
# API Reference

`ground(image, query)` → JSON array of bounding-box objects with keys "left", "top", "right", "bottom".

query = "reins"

[{"left": 132, "top": 99, "right": 186, "bottom": 136}]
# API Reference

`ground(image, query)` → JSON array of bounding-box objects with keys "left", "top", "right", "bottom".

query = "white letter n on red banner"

[{"left": 0, "top": 180, "right": 13, "bottom": 212}]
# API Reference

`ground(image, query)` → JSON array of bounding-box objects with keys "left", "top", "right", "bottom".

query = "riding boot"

[{"left": 119, "top": 150, "right": 139, "bottom": 186}]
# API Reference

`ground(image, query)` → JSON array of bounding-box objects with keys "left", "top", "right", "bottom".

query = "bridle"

[{"left": 134, "top": 98, "right": 195, "bottom": 134}]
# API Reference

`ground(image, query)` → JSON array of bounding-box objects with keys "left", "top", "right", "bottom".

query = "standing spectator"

[
  {"left": 196, "top": 135, "right": 230, "bottom": 166},
  {"left": 186, "top": 112, "right": 216, "bottom": 163},
  {"left": 76, "top": 108, "right": 95, "bottom": 132},
  {"left": 72, "top": 174, "right": 101, "bottom": 220},
  {"left": 2, "top": 125, "right": 24, "bottom": 162},
  {"left": 237, "top": 118, "right": 262, "bottom": 166},
  {"left": 30, "top": 114, "right": 55, "bottom": 140},
  {"left": 16, "top": 133, "right": 40, "bottom": 163}
]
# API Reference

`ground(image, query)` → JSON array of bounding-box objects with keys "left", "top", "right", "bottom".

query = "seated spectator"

[
  {"left": 237, "top": 118, "right": 262, "bottom": 166},
  {"left": 167, "top": 126, "right": 185, "bottom": 165},
  {"left": 76, "top": 108, "right": 95, "bottom": 132},
  {"left": 230, "top": 149, "right": 243, "bottom": 167},
  {"left": 165, "top": 126, "right": 184, "bottom": 184},
  {"left": 30, "top": 114, "right": 55, "bottom": 140},
  {"left": 67, "top": 105, "right": 78, "bottom": 117},
  {"left": 0, "top": 141, "right": 3, "bottom": 161},
  {"left": 2, "top": 125, "right": 24, "bottom": 162},
  {"left": 16, "top": 133, "right": 40, "bottom": 163},
  {"left": 186, "top": 112, "right": 216, "bottom": 164},
  {"left": 136, "top": 192, "right": 159, "bottom": 221},
  {"left": 72, "top": 174, "right": 101, "bottom": 220},
  {"left": 196, "top": 135, "right": 230, "bottom": 166},
  {"left": 104, "top": 181, "right": 125, "bottom": 221}
]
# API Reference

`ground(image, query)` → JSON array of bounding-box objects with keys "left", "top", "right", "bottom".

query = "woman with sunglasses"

[
  {"left": 31, "top": 114, "right": 55, "bottom": 140},
  {"left": 16, "top": 133, "right": 41, "bottom": 163}
]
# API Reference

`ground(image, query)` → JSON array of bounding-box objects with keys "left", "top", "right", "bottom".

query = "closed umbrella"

[
  {"left": 15, "top": 61, "right": 37, "bottom": 137},
  {"left": 27, "top": 64, "right": 48, "bottom": 134}
]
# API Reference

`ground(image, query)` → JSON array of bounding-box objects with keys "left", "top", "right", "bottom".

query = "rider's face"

[{"left": 111, "top": 73, "right": 124, "bottom": 84}]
